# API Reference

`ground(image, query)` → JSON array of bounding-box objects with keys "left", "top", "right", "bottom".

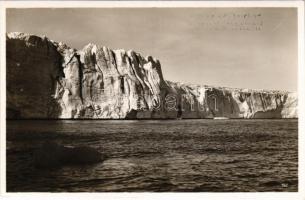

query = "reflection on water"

[{"left": 7, "top": 119, "right": 298, "bottom": 192}]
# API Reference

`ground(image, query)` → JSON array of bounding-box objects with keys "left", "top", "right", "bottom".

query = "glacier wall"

[{"left": 6, "top": 32, "right": 297, "bottom": 119}]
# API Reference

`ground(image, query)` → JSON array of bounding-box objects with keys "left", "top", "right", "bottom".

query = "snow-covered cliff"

[{"left": 6, "top": 32, "right": 297, "bottom": 119}]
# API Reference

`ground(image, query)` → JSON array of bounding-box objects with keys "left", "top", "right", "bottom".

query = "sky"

[{"left": 6, "top": 8, "right": 298, "bottom": 91}]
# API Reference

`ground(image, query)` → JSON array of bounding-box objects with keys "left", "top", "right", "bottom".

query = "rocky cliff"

[{"left": 6, "top": 32, "right": 298, "bottom": 119}]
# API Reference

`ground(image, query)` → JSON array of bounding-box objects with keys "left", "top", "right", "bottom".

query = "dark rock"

[{"left": 33, "top": 142, "right": 104, "bottom": 168}]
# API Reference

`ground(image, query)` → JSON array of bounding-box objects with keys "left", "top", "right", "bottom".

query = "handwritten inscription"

[{"left": 200, "top": 12, "right": 263, "bottom": 31}]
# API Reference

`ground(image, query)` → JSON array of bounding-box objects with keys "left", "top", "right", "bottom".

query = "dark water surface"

[{"left": 7, "top": 119, "right": 298, "bottom": 192}]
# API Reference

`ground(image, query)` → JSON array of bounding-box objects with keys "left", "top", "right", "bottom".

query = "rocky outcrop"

[
  {"left": 6, "top": 32, "right": 298, "bottom": 119},
  {"left": 34, "top": 142, "right": 103, "bottom": 168},
  {"left": 6, "top": 32, "right": 63, "bottom": 118}
]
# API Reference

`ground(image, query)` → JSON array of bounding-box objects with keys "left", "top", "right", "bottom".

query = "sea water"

[{"left": 6, "top": 119, "right": 298, "bottom": 192}]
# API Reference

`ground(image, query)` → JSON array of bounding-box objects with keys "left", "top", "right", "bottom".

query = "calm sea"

[{"left": 6, "top": 119, "right": 298, "bottom": 192}]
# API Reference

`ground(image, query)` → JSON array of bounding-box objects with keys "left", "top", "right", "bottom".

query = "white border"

[
  {"left": 0, "top": 0, "right": 304, "bottom": 8},
  {"left": 0, "top": 1, "right": 304, "bottom": 200},
  {"left": 0, "top": 0, "right": 6, "bottom": 196},
  {"left": 298, "top": 1, "right": 305, "bottom": 198}
]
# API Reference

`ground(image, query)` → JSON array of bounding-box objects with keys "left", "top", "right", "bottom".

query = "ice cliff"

[{"left": 6, "top": 32, "right": 298, "bottom": 119}]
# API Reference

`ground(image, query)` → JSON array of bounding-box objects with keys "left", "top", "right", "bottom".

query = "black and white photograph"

[{"left": 0, "top": 1, "right": 304, "bottom": 198}]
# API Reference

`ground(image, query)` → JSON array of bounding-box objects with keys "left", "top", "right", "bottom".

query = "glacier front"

[{"left": 6, "top": 32, "right": 297, "bottom": 119}]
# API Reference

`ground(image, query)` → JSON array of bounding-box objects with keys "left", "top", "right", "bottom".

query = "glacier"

[{"left": 6, "top": 32, "right": 297, "bottom": 119}]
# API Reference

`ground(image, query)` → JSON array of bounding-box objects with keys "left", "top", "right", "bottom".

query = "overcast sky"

[{"left": 6, "top": 8, "right": 297, "bottom": 91}]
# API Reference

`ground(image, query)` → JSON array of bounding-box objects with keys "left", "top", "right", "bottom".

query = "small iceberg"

[{"left": 213, "top": 117, "right": 229, "bottom": 120}]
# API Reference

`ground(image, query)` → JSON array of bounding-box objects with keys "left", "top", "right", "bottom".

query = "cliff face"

[
  {"left": 6, "top": 33, "right": 63, "bottom": 118},
  {"left": 6, "top": 33, "right": 298, "bottom": 119}
]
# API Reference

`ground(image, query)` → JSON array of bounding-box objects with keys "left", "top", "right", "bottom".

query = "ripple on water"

[{"left": 6, "top": 119, "right": 298, "bottom": 192}]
